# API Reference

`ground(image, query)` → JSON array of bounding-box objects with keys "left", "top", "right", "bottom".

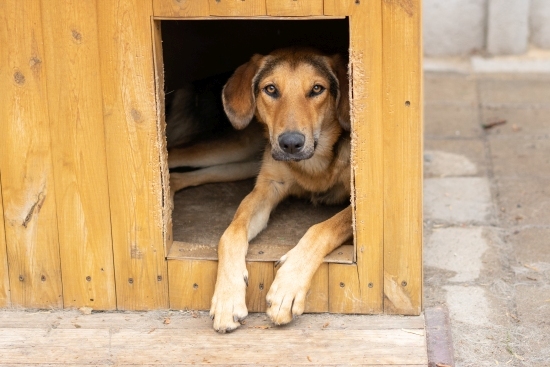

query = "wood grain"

[
  {"left": 327, "top": 0, "right": 385, "bottom": 314},
  {"left": 0, "top": 175, "right": 9, "bottom": 307},
  {"left": 41, "top": 0, "right": 116, "bottom": 310},
  {"left": 208, "top": 0, "right": 266, "bottom": 16},
  {"left": 0, "top": 310, "right": 427, "bottom": 366},
  {"left": 382, "top": 0, "right": 423, "bottom": 315},
  {"left": 168, "top": 259, "right": 217, "bottom": 310},
  {"left": 153, "top": 0, "right": 210, "bottom": 17},
  {"left": 97, "top": 0, "right": 169, "bottom": 310},
  {"left": 0, "top": 0, "right": 63, "bottom": 308},
  {"left": 0, "top": 309, "right": 426, "bottom": 330},
  {"left": 324, "top": 0, "right": 356, "bottom": 15},
  {"left": 245, "top": 262, "right": 274, "bottom": 312},
  {"left": 304, "top": 263, "right": 329, "bottom": 312},
  {"left": 266, "top": 0, "right": 324, "bottom": 16}
]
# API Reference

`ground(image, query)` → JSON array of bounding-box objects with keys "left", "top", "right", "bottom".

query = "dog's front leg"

[
  {"left": 266, "top": 205, "right": 352, "bottom": 325},
  {"left": 210, "top": 180, "right": 287, "bottom": 333}
]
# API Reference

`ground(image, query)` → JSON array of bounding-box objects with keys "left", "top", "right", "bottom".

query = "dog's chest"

[{"left": 307, "top": 182, "right": 350, "bottom": 205}]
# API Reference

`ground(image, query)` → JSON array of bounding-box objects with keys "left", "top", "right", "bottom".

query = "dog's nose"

[{"left": 278, "top": 132, "right": 305, "bottom": 154}]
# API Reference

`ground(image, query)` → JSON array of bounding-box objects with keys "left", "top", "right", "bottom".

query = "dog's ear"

[
  {"left": 222, "top": 54, "right": 264, "bottom": 130},
  {"left": 331, "top": 54, "right": 351, "bottom": 131}
]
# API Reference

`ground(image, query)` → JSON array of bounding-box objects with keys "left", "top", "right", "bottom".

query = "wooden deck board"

[{"left": 0, "top": 310, "right": 427, "bottom": 366}]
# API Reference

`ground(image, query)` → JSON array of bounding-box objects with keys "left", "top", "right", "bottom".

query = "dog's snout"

[{"left": 278, "top": 132, "right": 305, "bottom": 154}]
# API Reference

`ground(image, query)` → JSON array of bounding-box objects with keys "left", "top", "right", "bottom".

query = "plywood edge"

[
  {"left": 168, "top": 241, "right": 354, "bottom": 264},
  {"left": 151, "top": 18, "right": 172, "bottom": 259}
]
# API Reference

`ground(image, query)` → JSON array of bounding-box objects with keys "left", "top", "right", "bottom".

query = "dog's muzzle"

[{"left": 272, "top": 131, "right": 314, "bottom": 161}]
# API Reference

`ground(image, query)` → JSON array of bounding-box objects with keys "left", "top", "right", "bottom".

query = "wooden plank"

[
  {"left": 0, "top": 310, "right": 426, "bottom": 330},
  {"left": 324, "top": 0, "right": 355, "bottom": 16},
  {"left": 0, "top": 0, "right": 63, "bottom": 308},
  {"left": 0, "top": 175, "right": 9, "bottom": 307},
  {"left": 328, "top": 0, "right": 384, "bottom": 313},
  {"left": 304, "top": 263, "right": 329, "bottom": 312},
  {"left": 381, "top": 0, "right": 422, "bottom": 315},
  {"left": 153, "top": 0, "right": 210, "bottom": 17},
  {"left": 0, "top": 322, "right": 427, "bottom": 365},
  {"left": 168, "top": 259, "right": 217, "bottom": 310},
  {"left": 169, "top": 240, "right": 354, "bottom": 264},
  {"left": 208, "top": 0, "right": 266, "bottom": 16},
  {"left": 266, "top": 0, "right": 324, "bottom": 16},
  {"left": 0, "top": 312, "right": 426, "bottom": 365},
  {"left": 168, "top": 259, "right": 328, "bottom": 313},
  {"left": 40, "top": 0, "right": 116, "bottom": 310},
  {"left": 245, "top": 262, "right": 273, "bottom": 312},
  {"left": 97, "top": 0, "right": 169, "bottom": 310}
]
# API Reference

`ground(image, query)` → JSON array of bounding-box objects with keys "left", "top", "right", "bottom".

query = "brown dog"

[{"left": 168, "top": 48, "right": 352, "bottom": 333}]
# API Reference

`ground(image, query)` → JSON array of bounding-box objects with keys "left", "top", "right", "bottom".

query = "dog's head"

[{"left": 222, "top": 48, "right": 350, "bottom": 162}]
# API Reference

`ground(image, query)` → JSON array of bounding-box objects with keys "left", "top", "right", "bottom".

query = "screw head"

[
  {"left": 401, "top": 281, "right": 408, "bottom": 287},
  {"left": 339, "top": 282, "right": 345, "bottom": 288}
]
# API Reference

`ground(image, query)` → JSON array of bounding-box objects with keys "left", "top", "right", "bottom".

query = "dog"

[{"left": 167, "top": 47, "right": 352, "bottom": 333}]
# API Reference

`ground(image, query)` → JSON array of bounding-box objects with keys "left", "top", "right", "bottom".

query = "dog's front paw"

[
  {"left": 209, "top": 267, "right": 249, "bottom": 333},
  {"left": 266, "top": 253, "right": 310, "bottom": 325}
]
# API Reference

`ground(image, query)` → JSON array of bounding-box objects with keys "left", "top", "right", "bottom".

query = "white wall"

[{"left": 424, "top": 0, "right": 550, "bottom": 56}]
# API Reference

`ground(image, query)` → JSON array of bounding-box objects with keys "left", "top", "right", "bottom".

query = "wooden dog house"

[{"left": 0, "top": 0, "right": 422, "bottom": 316}]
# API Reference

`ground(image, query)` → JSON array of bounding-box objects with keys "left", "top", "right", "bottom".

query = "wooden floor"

[{"left": 0, "top": 310, "right": 427, "bottom": 366}]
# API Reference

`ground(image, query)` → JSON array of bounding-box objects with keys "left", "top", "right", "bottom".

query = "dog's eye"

[
  {"left": 263, "top": 84, "right": 279, "bottom": 97},
  {"left": 310, "top": 84, "right": 325, "bottom": 96}
]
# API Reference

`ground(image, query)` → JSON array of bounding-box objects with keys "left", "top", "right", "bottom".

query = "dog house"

[{"left": 0, "top": 0, "right": 422, "bottom": 316}]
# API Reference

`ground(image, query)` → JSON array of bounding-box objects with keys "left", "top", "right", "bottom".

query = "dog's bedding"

[{"left": 169, "top": 179, "right": 353, "bottom": 263}]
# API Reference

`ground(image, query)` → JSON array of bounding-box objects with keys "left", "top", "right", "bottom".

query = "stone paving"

[{"left": 423, "top": 71, "right": 550, "bottom": 366}]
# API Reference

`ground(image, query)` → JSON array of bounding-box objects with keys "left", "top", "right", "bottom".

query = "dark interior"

[{"left": 161, "top": 19, "right": 349, "bottom": 92}]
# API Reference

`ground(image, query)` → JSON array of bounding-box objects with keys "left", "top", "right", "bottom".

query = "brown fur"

[{"left": 168, "top": 48, "right": 352, "bottom": 332}]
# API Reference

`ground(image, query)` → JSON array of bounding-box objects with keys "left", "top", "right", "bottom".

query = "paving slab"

[
  {"left": 424, "top": 104, "right": 482, "bottom": 139},
  {"left": 425, "top": 227, "right": 488, "bottom": 282},
  {"left": 424, "top": 73, "right": 478, "bottom": 105},
  {"left": 514, "top": 285, "right": 550, "bottom": 363},
  {"left": 495, "top": 177, "right": 550, "bottom": 226},
  {"left": 510, "top": 227, "right": 550, "bottom": 264},
  {"left": 489, "top": 135, "right": 550, "bottom": 178},
  {"left": 478, "top": 75, "right": 550, "bottom": 106},
  {"left": 423, "top": 71, "right": 550, "bottom": 365},
  {"left": 424, "top": 139, "right": 487, "bottom": 177},
  {"left": 424, "top": 177, "right": 494, "bottom": 224},
  {"left": 481, "top": 105, "right": 550, "bottom": 137}
]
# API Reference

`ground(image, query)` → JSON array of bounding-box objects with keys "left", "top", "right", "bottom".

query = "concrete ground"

[{"left": 423, "top": 70, "right": 550, "bottom": 366}]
